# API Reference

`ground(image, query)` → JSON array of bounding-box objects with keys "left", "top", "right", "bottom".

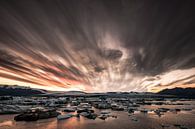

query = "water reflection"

[
  {"left": 0, "top": 101, "right": 195, "bottom": 129},
  {"left": 0, "top": 120, "right": 13, "bottom": 127}
]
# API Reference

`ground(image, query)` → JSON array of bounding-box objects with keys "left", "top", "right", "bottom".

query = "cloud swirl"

[{"left": 0, "top": 0, "right": 194, "bottom": 92}]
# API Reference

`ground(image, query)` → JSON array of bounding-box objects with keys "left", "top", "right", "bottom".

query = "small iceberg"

[
  {"left": 100, "top": 110, "right": 111, "bottom": 114},
  {"left": 57, "top": 114, "right": 73, "bottom": 120}
]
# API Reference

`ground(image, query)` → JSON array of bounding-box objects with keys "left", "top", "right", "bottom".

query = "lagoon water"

[{"left": 0, "top": 101, "right": 195, "bottom": 129}]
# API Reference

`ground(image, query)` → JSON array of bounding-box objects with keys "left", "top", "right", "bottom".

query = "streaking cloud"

[{"left": 0, "top": 0, "right": 194, "bottom": 92}]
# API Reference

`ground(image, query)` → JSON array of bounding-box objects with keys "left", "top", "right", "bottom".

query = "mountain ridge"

[
  {"left": 1, "top": 85, "right": 195, "bottom": 98},
  {"left": 158, "top": 87, "right": 195, "bottom": 98}
]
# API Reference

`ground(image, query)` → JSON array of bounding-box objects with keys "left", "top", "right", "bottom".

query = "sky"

[{"left": 0, "top": 0, "right": 194, "bottom": 92}]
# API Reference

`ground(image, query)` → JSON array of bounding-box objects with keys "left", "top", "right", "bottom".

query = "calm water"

[{"left": 0, "top": 101, "right": 195, "bottom": 129}]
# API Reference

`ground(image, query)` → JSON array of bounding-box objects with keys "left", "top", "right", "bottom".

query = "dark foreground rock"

[{"left": 14, "top": 109, "right": 60, "bottom": 121}]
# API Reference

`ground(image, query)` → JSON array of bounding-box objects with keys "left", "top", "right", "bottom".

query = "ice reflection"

[
  {"left": 0, "top": 101, "right": 195, "bottom": 129},
  {"left": 0, "top": 120, "right": 13, "bottom": 127}
]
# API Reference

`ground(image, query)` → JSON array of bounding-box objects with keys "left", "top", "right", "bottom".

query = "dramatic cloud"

[{"left": 0, "top": 0, "right": 194, "bottom": 92}]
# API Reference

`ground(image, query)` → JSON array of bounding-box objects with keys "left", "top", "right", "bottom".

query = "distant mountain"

[
  {"left": 2, "top": 85, "right": 194, "bottom": 98},
  {"left": 158, "top": 87, "right": 195, "bottom": 98},
  {"left": 0, "top": 85, "right": 46, "bottom": 96},
  {"left": 44, "top": 91, "right": 86, "bottom": 96},
  {"left": 0, "top": 85, "right": 88, "bottom": 97}
]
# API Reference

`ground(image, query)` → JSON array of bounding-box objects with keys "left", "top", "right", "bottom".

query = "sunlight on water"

[{"left": 0, "top": 101, "right": 195, "bottom": 129}]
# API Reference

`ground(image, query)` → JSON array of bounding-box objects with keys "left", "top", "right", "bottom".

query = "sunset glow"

[{"left": 0, "top": 0, "right": 194, "bottom": 92}]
